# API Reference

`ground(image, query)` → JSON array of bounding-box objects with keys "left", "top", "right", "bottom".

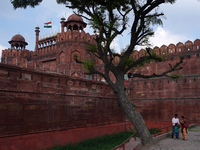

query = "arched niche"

[
  {"left": 59, "top": 51, "right": 65, "bottom": 63},
  {"left": 138, "top": 49, "right": 145, "bottom": 57},
  {"left": 185, "top": 40, "right": 193, "bottom": 52},
  {"left": 168, "top": 44, "right": 176, "bottom": 54},
  {"left": 71, "top": 50, "right": 81, "bottom": 62},
  {"left": 153, "top": 46, "right": 161, "bottom": 56},
  {"left": 160, "top": 45, "right": 167, "bottom": 55},
  {"left": 176, "top": 42, "right": 184, "bottom": 53},
  {"left": 194, "top": 39, "right": 200, "bottom": 51}
]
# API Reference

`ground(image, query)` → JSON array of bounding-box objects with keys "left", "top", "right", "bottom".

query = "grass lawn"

[{"left": 45, "top": 128, "right": 160, "bottom": 150}]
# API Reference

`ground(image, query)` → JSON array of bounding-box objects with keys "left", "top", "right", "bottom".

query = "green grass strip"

[{"left": 45, "top": 128, "right": 161, "bottom": 150}]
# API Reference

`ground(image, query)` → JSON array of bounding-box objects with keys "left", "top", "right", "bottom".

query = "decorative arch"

[
  {"left": 71, "top": 50, "right": 81, "bottom": 62},
  {"left": 185, "top": 40, "right": 193, "bottom": 51},
  {"left": 138, "top": 49, "right": 145, "bottom": 57},
  {"left": 73, "top": 24, "right": 78, "bottom": 30},
  {"left": 160, "top": 45, "right": 167, "bottom": 55},
  {"left": 68, "top": 25, "right": 72, "bottom": 30},
  {"left": 176, "top": 42, "right": 184, "bottom": 53},
  {"left": 194, "top": 39, "right": 200, "bottom": 51},
  {"left": 59, "top": 51, "right": 65, "bottom": 63},
  {"left": 168, "top": 44, "right": 176, "bottom": 53},
  {"left": 153, "top": 46, "right": 160, "bottom": 56}
]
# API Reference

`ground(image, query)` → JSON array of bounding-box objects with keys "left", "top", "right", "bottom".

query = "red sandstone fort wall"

[
  {"left": 131, "top": 77, "right": 200, "bottom": 122},
  {"left": 130, "top": 51, "right": 200, "bottom": 123},
  {"left": 0, "top": 63, "right": 125, "bottom": 138}
]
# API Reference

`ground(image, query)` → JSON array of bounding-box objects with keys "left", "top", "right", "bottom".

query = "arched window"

[
  {"left": 15, "top": 44, "right": 19, "bottom": 49},
  {"left": 68, "top": 25, "right": 72, "bottom": 31},
  {"left": 73, "top": 24, "right": 78, "bottom": 31},
  {"left": 79, "top": 26, "right": 83, "bottom": 31}
]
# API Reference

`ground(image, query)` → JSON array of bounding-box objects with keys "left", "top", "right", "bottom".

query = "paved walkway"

[{"left": 141, "top": 126, "right": 200, "bottom": 150}]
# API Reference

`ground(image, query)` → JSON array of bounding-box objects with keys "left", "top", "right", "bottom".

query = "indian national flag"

[{"left": 44, "top": 21, "right": 52, "bottom": 28}]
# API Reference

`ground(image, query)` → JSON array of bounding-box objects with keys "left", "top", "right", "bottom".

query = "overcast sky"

[{"left": 1, "top": 0, "right": 200, "bottom": 58}]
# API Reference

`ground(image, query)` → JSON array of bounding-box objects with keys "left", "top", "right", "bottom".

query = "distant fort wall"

[
  {"left": 133, "top": 39, "right": 200, "bottom": 59},
  {"left": 129, "top": 43, "right": 200, "bottom": 124}
]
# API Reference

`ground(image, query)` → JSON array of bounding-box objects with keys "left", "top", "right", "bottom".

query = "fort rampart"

[
  {"left": 129, "top": 47, "right": 200, "bottom": 124},
  {"left": 0, "top": 63, "right": 129, "bottom": 149}
]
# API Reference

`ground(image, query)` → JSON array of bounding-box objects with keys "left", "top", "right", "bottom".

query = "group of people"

[{"left": 171, "top": 114, "right": 188, "bottom": 140}]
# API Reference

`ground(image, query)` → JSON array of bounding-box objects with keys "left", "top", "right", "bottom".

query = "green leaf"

[
  {"left": 170, "top": 74, "right": 183, "bottom": 79},
  {"left": 83, "top": 58, "right": 95, "bottom": 72},
  {"left": 87, "top": 44, "right": 97, "bottom": 52}
]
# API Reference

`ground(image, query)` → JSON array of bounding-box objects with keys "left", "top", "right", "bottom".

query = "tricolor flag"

[{"left": 44, "top": 21, "right": 52, "bottom": 28}]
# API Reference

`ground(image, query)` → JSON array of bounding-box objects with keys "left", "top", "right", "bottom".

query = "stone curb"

[{"left": 132, "top": 131, "right": 172, "bottom": 150}]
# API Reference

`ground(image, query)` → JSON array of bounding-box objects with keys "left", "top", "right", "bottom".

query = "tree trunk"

[{"left": 112, "top": 79, "right": 154, "bottom": 146}]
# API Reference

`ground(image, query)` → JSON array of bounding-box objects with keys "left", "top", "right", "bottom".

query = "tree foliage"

[{"left": 11, "top": 0, "right": 43, "bottom": 9}]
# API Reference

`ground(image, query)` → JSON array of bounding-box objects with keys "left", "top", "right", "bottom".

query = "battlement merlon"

[{"left": 134, "top": 39, "right": 200, "bottom": 59}]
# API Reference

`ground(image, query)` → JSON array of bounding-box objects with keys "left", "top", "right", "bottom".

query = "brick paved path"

[{"left": 141, "top": 126, "right": 200, "bottom": 150}]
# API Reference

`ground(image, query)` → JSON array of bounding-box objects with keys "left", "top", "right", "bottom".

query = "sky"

[{"left": 1, "top": 0, "right": 200, "bottom": 58}]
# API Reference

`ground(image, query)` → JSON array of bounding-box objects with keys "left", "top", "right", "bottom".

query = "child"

[{"left": 174, "top": 123, "right": 180, "bottom": 139}]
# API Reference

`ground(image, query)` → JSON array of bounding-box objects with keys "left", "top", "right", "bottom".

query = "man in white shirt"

[{"left": 171, "top": 114, "right": 180, "bottom": 138}]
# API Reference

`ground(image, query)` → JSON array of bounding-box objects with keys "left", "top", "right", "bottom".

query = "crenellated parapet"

[
  {"left": 134, "top": 39, "right": 200, "bottom": 59},
  {"left": 125, "top": 39, "right": 200, "bottom": 82},
  {"left": 1, "top": 48, "right": 34, "bottom": 66},
  {"left": 56, "top": 30, "right": 96, "bottom": 44}
]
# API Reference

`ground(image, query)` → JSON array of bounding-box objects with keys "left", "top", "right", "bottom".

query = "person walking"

[
  {"left": 180, "top": 116, "right": 188, "bottom": 140},
  {"left": 171, "top": 114, "right": 180, "bottom": 138}
]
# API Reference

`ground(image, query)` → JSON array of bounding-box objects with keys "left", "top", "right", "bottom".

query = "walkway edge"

[{"left": 133, "top": 131, "right": 172, "bottom": 150}]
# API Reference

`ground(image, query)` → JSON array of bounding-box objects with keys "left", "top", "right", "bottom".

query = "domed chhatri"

[
  {"left": 65, "top": 14, "right": 87, "bottom": 31},
  {"left": 8, "top": 33, "right": 28, "bottom": 50},
  {"left": 10, "top": 33, "right": 26, "bottom": 43},
  {"left": 67, "top": 14, "right": 83, "bottom": 22}
]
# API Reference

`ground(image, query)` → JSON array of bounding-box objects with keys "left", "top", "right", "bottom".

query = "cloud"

[
  {"left": 109, "top": 26, "right": 189, "bottom": 53},
  {"left": 149, "top": 26, "right": 189, "bottom": 48},
  {"left": 159, "top": 0, "right": 200, "bottom": 40},
  {"left": 111, "top": 37, "right": 121, "bottom": 54}
]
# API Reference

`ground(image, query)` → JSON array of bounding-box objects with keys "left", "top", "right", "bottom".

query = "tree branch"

[{"left": 129, "top": 56, "right": 184, "bottom": 79}]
